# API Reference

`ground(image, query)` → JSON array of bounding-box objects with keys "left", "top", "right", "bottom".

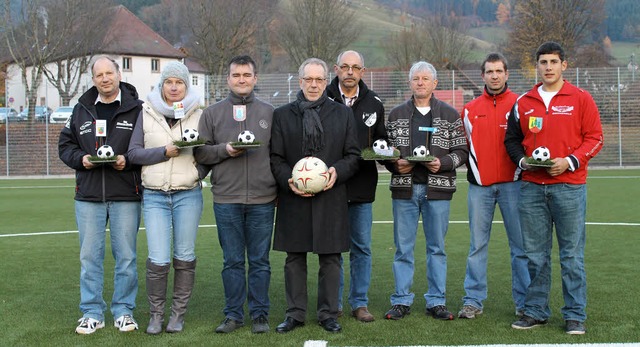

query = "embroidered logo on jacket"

[
  {"left": 116, "top": 120, "right": 134, "bottom": 130},
  {"left": 551, "top": 105, "right": 574, "bottom": 115}
]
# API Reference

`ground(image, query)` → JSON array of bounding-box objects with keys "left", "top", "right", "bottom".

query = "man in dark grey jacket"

[{"left": 195, "top": 55, "right": 276, "bottom": 334}]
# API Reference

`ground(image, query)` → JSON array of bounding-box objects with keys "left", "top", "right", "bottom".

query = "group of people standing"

[{"left": 59, "top": 40, "right": 602, "bottom": 337}]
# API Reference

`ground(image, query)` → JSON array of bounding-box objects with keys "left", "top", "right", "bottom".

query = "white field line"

[
  {"left": 322, "top": 344, "right": 640, "bottom": 347},
  {"left": 0, "top": 175, "right": 638, "bottom": 190},
  {"left": 1, "top": 220, "right": 638, "bottom": 238}
]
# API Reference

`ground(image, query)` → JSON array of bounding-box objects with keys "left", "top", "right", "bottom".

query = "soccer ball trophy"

[
  {"left": 182, "top": 128, "right": 199, "bottom": 142},
  {"left": 97, "top": 145, "right": 114, "bottom": 159},
  {"left": 238, "top": 130, "right": 256, "bottom": 144},
  {"left": 412, "top": 145, "right": 428, "bottom": 157},
  {"left": 532, "top": 146, "right": 551, "bottom": 161}
]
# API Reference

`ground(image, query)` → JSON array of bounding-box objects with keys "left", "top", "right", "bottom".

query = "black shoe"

[
  {"left": 275, "top": 317, "right": 304, "bottom": 333},
  {"left": 319, "top": 318, "right": 341, "bottom": 333},
  {"left": 426, "top": 305, "right": 454, "bottom": 320},
  {"left": 215, "top": 318, "right": 244, "bottom": 333},
  {"left": 565, "top": 320, "right": 586, "bottom": 335},
  {"left": 384, "top": 304, "right": 411, "bottom": 320},
  {"left": 251, "top": 315, "right": 269, "bottom": 334},
  {"left": 511, "top": 315, "right": 548, "bottom": 330}
]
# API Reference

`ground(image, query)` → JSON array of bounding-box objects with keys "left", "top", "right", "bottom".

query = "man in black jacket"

[
  {"left": 326, "top": 50, "right": 386, "bottom": 322},
  {"left": 59, "top": 56, "right": 143, "bottom": 335}
]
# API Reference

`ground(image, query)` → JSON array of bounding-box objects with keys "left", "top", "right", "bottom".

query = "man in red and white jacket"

[
  {"left": 505, "top": 42, "right": 603, "bottom": 335},
  {"left": 459, "top": 53, "right": 528, "bottom": 321}
]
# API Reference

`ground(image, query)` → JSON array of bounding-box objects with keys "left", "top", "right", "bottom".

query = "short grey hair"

[
  {"left": 409, "top": 61, "right": 437, "bottom": 81},
  {"left": 336, "top": 50, "right": 365, "bottom": 67},
  {"left": 298, "top": 58, "right": 328, "bottom": 79}
]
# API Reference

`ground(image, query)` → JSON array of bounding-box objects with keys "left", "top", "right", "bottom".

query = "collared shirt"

[
  {"left": 95, "top": 89, "right": 122, "bottom": 105},
  {"left": 338, "top": 84, "right": 359, "bottom": 107}
]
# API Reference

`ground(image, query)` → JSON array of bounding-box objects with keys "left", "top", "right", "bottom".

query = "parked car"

[
  {"left": 49, "top": 106, "right": 75, "bottom": 124},
  {"left": 0, "top": 107, "right": 21, "bottom": 123},
  {"left": 20, "top": 106, "right": 53, "bottom": 122}
]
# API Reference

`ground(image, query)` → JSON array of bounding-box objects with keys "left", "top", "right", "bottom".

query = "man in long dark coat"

[{"left": 270, "top": 58, "right": 360, "bottom": 334}]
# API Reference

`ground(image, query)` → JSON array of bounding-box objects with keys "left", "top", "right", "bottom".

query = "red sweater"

[
  {"left": 462, "top": 87, "right": 519, "bottom": 186},
  {"left": 504, "top": 81, "right": 603, "bottom": 185}
]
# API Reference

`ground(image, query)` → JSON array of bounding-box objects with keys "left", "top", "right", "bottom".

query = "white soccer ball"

[
  {"left": 532, "top": 146, "right": 551, "bottom": 161},
  {"left": 238, "top": 130, "right": 255, "bottom": 143},
  {"left": 372, "top": 139, "right": 389, "bottom": 155},
  {"left": 413, "top": 145, "right": 428, "bottom": 157},
  {"left": 97, "top": 145, "right": 114, "bottom": 159},
  {"left": 182, "top": 128, "right": 199, "bottom": 142},
  {"left": 291, "top": 156, "right": 329, "bottom": 194}
]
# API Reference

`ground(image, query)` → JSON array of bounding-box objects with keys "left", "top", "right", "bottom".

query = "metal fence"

[{"left": 1, "top": 67, "right": 639, "bottom": 177}]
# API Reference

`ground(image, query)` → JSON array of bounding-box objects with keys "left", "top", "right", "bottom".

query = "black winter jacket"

[
  {"left": 326, "top": 77, "right": 386, "bottom": 203},
  {"left": 58, "top": 82, "right": 143, "bottom": 202}
]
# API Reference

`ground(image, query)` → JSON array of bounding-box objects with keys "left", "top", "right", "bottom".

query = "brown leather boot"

[{"left": 352, "top": 307, "right": 375, "bottom": 322}]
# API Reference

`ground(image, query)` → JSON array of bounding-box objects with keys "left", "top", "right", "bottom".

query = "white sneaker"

[
  {"left": 76, "top": 317, "right": 105, "bottom": 334},
  {"left": 114, "top": 314, "right": 139, "bottom": 332}
]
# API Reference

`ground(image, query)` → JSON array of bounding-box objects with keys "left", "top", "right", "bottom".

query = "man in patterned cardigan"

[{"left": 383, "top": 61, "right": 468, "bottom": 321}]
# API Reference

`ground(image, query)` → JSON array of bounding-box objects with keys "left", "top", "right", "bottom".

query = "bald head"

[{"left": 334, "top": 50, "right": 365, "bottom": 93}]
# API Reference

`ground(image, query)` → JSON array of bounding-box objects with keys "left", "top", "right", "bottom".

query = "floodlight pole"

[
  {"left": 5, "top": 76, "right": 9, "bottom": 176},
  {"left": 629, "top": 53, "right": 636, "bottom": 82},
  {"left": 287, "top": 74, "right": 293, "bottom": 102}
]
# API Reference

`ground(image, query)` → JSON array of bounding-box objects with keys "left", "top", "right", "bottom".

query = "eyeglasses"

[
  {"left": 302, "top": 77, "right": 327, "bottom": 84},
  {"left": 339, "top": 65, "right": 363, "bottom": 72}
]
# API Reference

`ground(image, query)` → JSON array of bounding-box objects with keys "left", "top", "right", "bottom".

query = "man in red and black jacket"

[
  {"left": 505, "top": 42, "right": 603, "bottom": 335},
  {"left": 459, "top": 53, "right": 529, "bottom": 320}
]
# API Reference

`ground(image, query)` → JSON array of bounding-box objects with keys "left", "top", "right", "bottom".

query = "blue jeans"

[
  {"left": 462, "top": 182, "right": 529, "bottom": 311},
  {"left": 75, "top": 200, "right": 141, "bottom": 321},
  {"left": 214, "top": 201, "right": 275, "bottom": 321},
  {"left": 143, "top": 187, "right": 203, "bottom": 265},
  {"left": 519, "top": 182, "right": 587, "bottom": 322},
  {"left": 390, "top": 183, "right": 451, "bottom": 308},
  {"left": 338, "top": 202, "right": 373, "bottom": 311}
]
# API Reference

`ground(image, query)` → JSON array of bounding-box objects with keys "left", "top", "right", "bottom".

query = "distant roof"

[
  {"left": 184, "top": 57, "right": 207, "bottom": 74},
  {"left": 99, "top": 5, "right": 185, "bottom": 59}
]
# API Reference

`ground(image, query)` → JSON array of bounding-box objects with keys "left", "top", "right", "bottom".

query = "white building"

[{"left": 5, "top": 5, "right": 206, "bottom": 113}]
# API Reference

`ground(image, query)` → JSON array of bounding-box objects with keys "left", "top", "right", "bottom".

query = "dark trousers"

[{"left": 284, "top": 252, "right": 341, "bottom": 322}]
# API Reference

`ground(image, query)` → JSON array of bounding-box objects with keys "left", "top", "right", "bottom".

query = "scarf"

[
  {"left": 295, "top": 89, "right": 326, "bottom": 155},
  {"left": 146, "top": 87, "right": 200, "bottom": 119}
]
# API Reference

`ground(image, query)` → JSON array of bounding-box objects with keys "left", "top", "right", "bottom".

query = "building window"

[
  {"left": 192, "top": 75, "right": 198, "bottom": 86},
  {"left": 122, "top": 57, "right": 132, "bottom": 71},
  {"left": 151, "top": 59, "right": 159, "bottom": 73}
]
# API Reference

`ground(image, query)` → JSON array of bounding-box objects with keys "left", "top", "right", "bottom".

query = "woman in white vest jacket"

[{"left": 127, "top": 61, "right": 204, "bottom": 335}]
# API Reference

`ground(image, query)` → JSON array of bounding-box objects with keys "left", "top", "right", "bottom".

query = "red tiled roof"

[{"left": 100, "top": 5, "right": 185, "bottom": 59}]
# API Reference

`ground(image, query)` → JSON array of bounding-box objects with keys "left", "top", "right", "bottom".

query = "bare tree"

[
  {"left": 275, "top": 0, "right": 361, "bottom": 68},
  {"left": 421, "top": 14, "right": 471, "bottom": 69},
  {"left": 41, "top": 0, "right": 115, "bottom": 106},
  {"left": 180, "top": 0, "right": 275, "bottom": 101},
  {"left": 0, "top": 0, "right": 113, "bottom": 119},
  {"left": 2, "top": 0, "right": 65, "bottom": 121},
  {"left": 382, "top": 24, "right": 429, "bottom": 70},
  {"left": 139, "top": 0, "right": 189, "bottom": 45},
  {"left": 383, "top": 14, "right": 471, "bottom": 70},
  {"left": 504, "top": 0, "right": 606, "bottom": 70}
]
